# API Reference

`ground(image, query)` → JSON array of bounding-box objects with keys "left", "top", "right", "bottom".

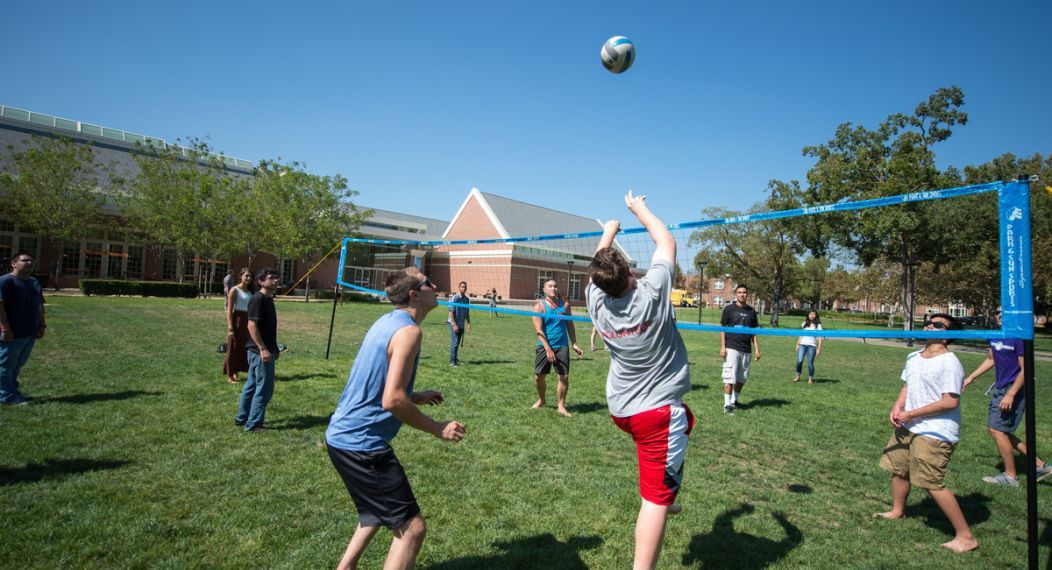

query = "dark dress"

[{"left": 223, "top": 288, "right": 252, "bottom": 377}]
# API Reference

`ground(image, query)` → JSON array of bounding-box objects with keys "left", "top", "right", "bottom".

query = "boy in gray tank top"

[{"left": 586, "top": 191, "right": 693, "bottom": 570}]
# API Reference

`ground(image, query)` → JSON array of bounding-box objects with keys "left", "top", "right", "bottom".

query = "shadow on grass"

[
  {"left": 1041, "top": 518, "right": 1052, "bottom": 569},
  {"left": 787, "top": 484, "right": 813, "bottom": 494},
  {"left": 690, "top": 383, "right": 710, "bottom": 391},
  {"left": 0, "top": 458, "right": 131, "bottom": 486},
  {"left": 907, "top": 492, "right": 991, "bottom": 536},
  {"left": 682, "top": 503, "right": 802, "bottom": 567},
  {"left": 565, "top": 402, "right": 606, "bottom": 415},
  {"left": 269, "top": 415, "right": 331, "bottom": 430},
  {"left": 277, "top": 373, "right": 329, "bottom": 382},
  {"left": 810, "top": 378, "right": 841, "bottom": 384},
  {"left": 41, "top": 390, "right": 163, "bottom": 404},
  {"left": 735, "top": 398, "right": 791, "bottom": 410},
  {"left": 425, "top": 533, "right": 602, "bottom": 569},
  {"left": 460, "top": 360, "right": 516, "bottom": 365}
]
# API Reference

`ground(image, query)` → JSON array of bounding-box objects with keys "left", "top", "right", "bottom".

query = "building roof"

[{"left": 355, "top": 206, "right": 448, "bottom": 241}]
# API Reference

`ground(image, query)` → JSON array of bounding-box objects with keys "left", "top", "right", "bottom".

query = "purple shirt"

[{"left": 989, "top": 338, "right": 1024, "bottom": 389}]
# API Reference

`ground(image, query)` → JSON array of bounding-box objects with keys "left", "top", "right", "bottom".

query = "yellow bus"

[{"left": 670, "top": 289, "right": 697, "bottom": 307}]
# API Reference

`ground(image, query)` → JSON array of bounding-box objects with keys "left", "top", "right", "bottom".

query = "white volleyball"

[{"left": 601, "top": 36, "right": 635, "bottom": 74}]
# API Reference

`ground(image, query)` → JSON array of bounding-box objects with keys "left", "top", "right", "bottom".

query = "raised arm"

[
  {"left": 596, "top": 220, "right": 620, "bottom": 253},
  {"left": 624, "top": 190, "right": 675, "bottom": 264}
]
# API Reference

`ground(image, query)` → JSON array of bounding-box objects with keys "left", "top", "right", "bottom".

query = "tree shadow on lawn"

[
  {"left": 682, "top": 503, "right": 802, "bottom": 568},
  {"left": 459, "top": 360, "right": 516, "bottom": 365},
  {"left": 40, "top": 390, "right": 163, "bottom": 404},
  {"left": 907, "top": 492, "right": 991, "bottom": 536},
  {"left": 425, "top": 533, "right": 602, "bottom": 569},
  {"left": 1040, "top": 517, "right": 1052, "bottom": 569},
  {"left": 268, "top": 414, "right": 332, "bottom": 430},
  {"left": 0, "top": 458, "right": 131, "bottom": 486},
  {"left": 809, "top": 378, "right": 841, "bottom": 385},
  {"left": 735, "top": 398, "right": 791, "bottom": 410}
]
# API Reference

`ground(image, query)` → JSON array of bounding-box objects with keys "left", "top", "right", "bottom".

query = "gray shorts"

[
  {"left": 722, "top": 349, "right": 752, "bottom": 385},
  {"left": 988, "top": 385, "right": 1025, "bottom": 433},
  {"left": 535, "top": 346, "right": 570, "bottom": 376}
]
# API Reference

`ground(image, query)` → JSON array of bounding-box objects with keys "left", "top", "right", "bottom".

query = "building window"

[
  {"left": 948, "top": 303, "right": 968, "bottom": 318},
  {"left": 0, "top": 220, "right": 41, "bottom": 266},
  {"left": 713, "top": 279, "right": 725, "bottom": 290},
  {"left": 162, "top": 251, "right": 178, "bottom": 280},
  {"left": 537, "top": 270, "right": 553, "bottom": 297},
  {"left": 84, "top": 241, "right": 103, "bottom": 278},
  {"left": 714, "top": 296, "right": 724, "bottom": 306},
  {"left": 568, "top": 273, "right": 581, "bottom": 301},
  {"left": 126, "top": 246, "right": 144, "bottom": 278},
  {"left": 280, "top": 259, "right": 295, "bottom": 286},
  {"left": 107, "top": 243, "right": 125, "bottom": 279}
]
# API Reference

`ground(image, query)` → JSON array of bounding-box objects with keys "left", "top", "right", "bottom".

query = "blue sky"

[{"left": 4, "top": 1, "right": 1049, "bottom": 228}]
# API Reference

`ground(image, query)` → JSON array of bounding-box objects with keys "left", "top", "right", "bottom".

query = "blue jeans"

[
  {"left": 236, "top": 349, "right": 278, "bottom": 430},
  {"left": 0, "top": 336, "right": 36, "bottom": 403},
  {"left": 796, "top": 345, "right": 816, "bottom": 378},
  {"left": 449, "top": 324, "right": 465, "bottom": 364}
]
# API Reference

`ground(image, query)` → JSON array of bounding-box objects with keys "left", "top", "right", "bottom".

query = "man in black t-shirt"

[
  {"left": 719, "top": 284, "right": 760, "bottom": 415},
  {"left": 235, "top": 267, "right": 281, "bottom": 432}
]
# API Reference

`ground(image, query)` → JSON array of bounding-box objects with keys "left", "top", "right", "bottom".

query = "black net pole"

[
  {"left": 325, "top": 284, "right": 340, "bottom": 360},
  {"left": 1024, "top": 339, "right": 1037, "bottom": 568}
]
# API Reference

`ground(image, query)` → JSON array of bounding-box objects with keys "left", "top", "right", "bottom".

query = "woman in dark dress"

[{"left": 223, "top": 268, "right": 255, "bottom": 383}]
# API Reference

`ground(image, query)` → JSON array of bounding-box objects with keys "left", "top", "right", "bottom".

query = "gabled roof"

[{"left": 442, "top": 187, "right": 635, "bottom": 263}]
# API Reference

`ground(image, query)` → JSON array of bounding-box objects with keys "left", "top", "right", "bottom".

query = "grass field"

[{"left": 2, "top": 297, "right": 1050, "bottom": 568}]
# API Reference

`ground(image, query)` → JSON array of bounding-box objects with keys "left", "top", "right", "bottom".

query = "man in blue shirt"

[
  {"left": 447, "top": 281, "right": 471, "bottom": 366},
  {"left": 326, "top": 267, "right": 466, "bottom": 570},
  {"left": 0, "top": 252, "right": 46, "bottom": 405},
  {"left": 531, "top": 278, "right": 583, "bottom": 416},
  {"left": 963, "top": 307, "right": 1052, "bottom": 486}
]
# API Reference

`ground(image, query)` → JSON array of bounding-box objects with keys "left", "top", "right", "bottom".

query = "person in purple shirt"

[{"left": 963, "top": 307, "right": 1052, "bottom": 486}]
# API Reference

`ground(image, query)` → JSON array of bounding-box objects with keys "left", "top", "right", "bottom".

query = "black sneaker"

[
  {"left": 724, "top": 404, "right": 734, "bottom": 416},
  {"left": 234, "top": 419, "right": 245, "bottom": 427}
]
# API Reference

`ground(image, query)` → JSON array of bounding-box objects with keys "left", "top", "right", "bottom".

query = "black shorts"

[
  {"left": 327, "top": 444, "right": 421, "bottom": 529},
  {"left": 535, "top": 346, "right": 570, "bottom": 376}
]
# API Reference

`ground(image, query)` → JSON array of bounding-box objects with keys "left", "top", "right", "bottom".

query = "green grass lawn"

[{"left": 2, "top": 297, "right": 1051, "bottom": 568}]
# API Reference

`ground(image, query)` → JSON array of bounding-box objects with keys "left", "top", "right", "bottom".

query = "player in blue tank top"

[
  {"left": 530, "top": 278, "right": 583, "bottom": 417},
  {"left": 325, "top": 267, "right": 466, "bottom": 569}
]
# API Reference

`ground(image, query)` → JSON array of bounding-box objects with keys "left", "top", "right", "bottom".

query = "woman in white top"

[
  {"left": 793, "top": 309, "right": 823, "bottom": 384},
  {"left": 223, "top": 268, "right": 256, "bottom": 383}
]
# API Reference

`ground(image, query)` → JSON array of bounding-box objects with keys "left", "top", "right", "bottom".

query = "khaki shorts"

[{"left": 879, "top": 427, "right": 956, "bottom": 490}]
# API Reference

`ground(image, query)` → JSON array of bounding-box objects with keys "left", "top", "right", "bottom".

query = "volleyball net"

[{"left": 335, "top": 179, "right": 1034, "bottom": 341}]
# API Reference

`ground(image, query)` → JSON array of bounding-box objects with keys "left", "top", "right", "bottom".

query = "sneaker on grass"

[
  {"left": 982, "top": 472, "right": 1019, "bottom": 487},
  {"left": 723, "top": 404, "right": 734, "bottom": 416},
  {"left": 1035, "top": 463, "right": 1052, "bottom": 482}
]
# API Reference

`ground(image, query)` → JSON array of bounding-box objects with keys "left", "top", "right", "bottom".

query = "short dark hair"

[
  {"left": 929, "top": 312, "right": 959, "bottom": 330},
  {"left": 458, "top": 281, "right": 467, "bottom": 287},
  {"left": 735, "top": 284, "right": 748, "bottom": 293},
  {"left": 8, "top": 252, "right": 33, "bottom": 267},
  {"left": 386, "top": 267, "right": 425, "bottom": 306},
  {"left": 256, "top": 267, "right": 279, "bottom": 283},
  {"left": 589, "top": 247, "right": 631, "bottom": 297}
]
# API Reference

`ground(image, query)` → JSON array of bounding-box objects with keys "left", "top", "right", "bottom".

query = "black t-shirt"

[
  {"left": 721, "top": 302, "right": 758, "bottom": 352},
  {"left": 246, "top": 292, "right": 278, "bottom": 352}
]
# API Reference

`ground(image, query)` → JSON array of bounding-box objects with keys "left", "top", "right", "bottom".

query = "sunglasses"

[
  {"left": 927, "top": 321, "right": 948, "bottom": 330},
  {"left": 413, "top": 278, "right": 435, "bottom": 291},
  {"left": 994, "top": 311, "right": 1002, "bottom": 316}
]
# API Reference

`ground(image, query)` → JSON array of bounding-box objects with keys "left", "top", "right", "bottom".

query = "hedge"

[{"left": 80, "top": 279, "right": 199, "bottom": 298}]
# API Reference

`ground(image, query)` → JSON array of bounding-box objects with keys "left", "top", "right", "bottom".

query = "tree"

[
  {"left": 802, "top": 87, "right": 968, "bottom": 332},
  {"left": 121, "top": 139, "right": 246, "bottom": 286},
  {"left": 251, "top": 159, "right": 370, "bottom": 295},
  {"left": 0, "top": 135, "right": 107, "bottom": 285},
  {"left": 689, "top": 200, "right": 803, "bottom": 326}
]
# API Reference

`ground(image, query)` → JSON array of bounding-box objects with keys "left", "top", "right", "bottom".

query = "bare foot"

[
  {"left": 531, "top": 400, "right": 545, "bottom": 409},
  {"left": 941, "top": 537, "right": 979, "bottom": 553},
  {"left": 557, "top": 407, "right": 572, "bottom": 417},
  {"left": 667, "top": 504, "right": 683, "bottom": 515},
  {"left": 227, "top": 377, "right": 239, "bottom": 384},
  {"left": 872, "top": 511, "right": 903, "bottom": 520},
  {"left": 792, "top": 376, "right": 800, "bottom": 383},
  {"left": 808, "top": 378, "right": 814, "bottom": 385}
]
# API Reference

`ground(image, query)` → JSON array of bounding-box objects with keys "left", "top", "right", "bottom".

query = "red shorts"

[{"left": 612, "top": 402, "right": 695, "bottom": 506}]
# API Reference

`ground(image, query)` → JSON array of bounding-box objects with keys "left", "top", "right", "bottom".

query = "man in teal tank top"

[
  {"left": 531, "top": 278, "right": 583, "bottom": 417},
  {"left": 325, "top": 267, "right": 466, "bottom": 570}
]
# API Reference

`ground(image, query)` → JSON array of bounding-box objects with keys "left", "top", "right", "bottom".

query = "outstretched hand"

[{"left": 625, "top": 189, "right": 647, "bottom": 213}]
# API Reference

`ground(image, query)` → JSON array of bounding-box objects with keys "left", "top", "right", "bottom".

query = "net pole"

[
  {"left": 325, "top": 284, "right": 340, "bottom": 360},
  {"left": 1023, "top": 339, "right": 1037, "bottom": 569}
]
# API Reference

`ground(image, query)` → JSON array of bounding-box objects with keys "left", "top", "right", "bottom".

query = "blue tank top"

[
  {"left": 537, "top": 298, "right": 569, "bottom": 349},
  {"left": 326, "top": 310, "right": 419, "bottom": 451}
]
